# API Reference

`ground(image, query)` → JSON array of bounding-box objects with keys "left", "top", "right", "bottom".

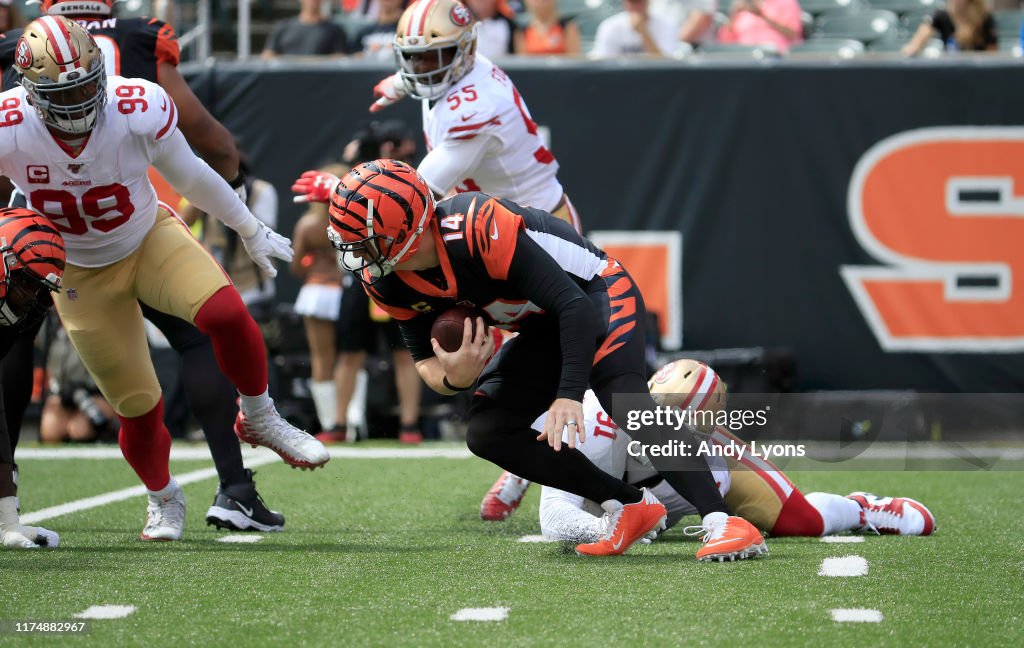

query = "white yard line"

[
  {"left": 830, "top": 608, "right": 883, "bottom": 623},
  {"left": 20, "top": 454, "right": 279, "bottom": 525},
  {"left": 217, "top": 534, "right": 264, "bottom": 543},
  {"left": 818, "top": 555, "right": 869, "bottom": 577},
  {"left": 74, "top": 605, "right": 137, "bottom": 620},
  {"left": 820, "top": 536, "right": 865, "bottom": 543},
  {"left": 450, "top": 607, "right": 510, "bottom": 622},
  {"left": 15, "top": 445, "right": 473, "bottom": 460}
]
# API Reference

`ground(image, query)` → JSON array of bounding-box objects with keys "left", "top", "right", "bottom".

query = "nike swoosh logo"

[
  {"left": 611, "top": 529, "right": 626, "bottom": 551},
  {"left": 460, "top": 112, "right": 477, "bottom": 122},
  {"left": 161, "top": 96, "right": 168, "bottom": 112},
  {"left": 705, "top": 537, "right": 745, "bottom": 549},
  {"left": 237, "top": 503, "right": 254, "bottom": 517},
  {"left": 490, "top": 220, "right": 499, "bottom": 240}
]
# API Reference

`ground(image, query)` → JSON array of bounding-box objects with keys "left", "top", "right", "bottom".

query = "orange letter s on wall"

[{"left": 842, "top": 127, "right": 1024, "bottom": 352}]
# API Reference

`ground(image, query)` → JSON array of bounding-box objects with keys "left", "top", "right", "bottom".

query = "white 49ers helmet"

[
  {"left": 648, "top": 360, "right": 727, "bottom": 434},
  {"left": 15, "top": 15, "right": 106, "bottom": 135},
  {"left": 394, "top": 0, "right": 477, "bottom": 101}
]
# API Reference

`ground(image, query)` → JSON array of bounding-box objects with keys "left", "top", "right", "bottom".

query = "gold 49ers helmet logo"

[
  {"left": 450, "top": 2, "right": 472, "bottom": 26},
  {"left": 14, "top": 37, "right": 31, "bottom": 69}
]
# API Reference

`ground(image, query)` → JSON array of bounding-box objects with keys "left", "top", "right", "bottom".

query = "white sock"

[
  {"left": 148, "top": 477, "right": 179, "bottom": 498},
  {"left": 702, "top": 510, "right": 728, "bottom": 530},
  {"left": 805, "top": 492, "right": 864, "bottom": 535},
  {"left": 239, "top": 388, "right": 273, "bottom": 416},
  {"left": 310, "top": 380, "right": 337, "bottom": 430},
  {"left": 346, "top": 370, "right": 367, "bottom": 428},
  {"left": 0, "top": 496, "right": 19, "bottom": 526}
]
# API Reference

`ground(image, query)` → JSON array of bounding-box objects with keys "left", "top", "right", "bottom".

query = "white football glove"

[
  {"left": 1, "top": 523, "right": 59, "bottom": 549},
  {"left": 240, "top": 221, "right": 293, "bottom": 279},
  {"left": 370, "top": 73, "right": 408, "bottom": 113}
]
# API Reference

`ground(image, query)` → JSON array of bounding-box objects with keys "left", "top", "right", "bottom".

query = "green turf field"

[{"left": 4, "top": 443, "right": 1022, "bottom": 647}]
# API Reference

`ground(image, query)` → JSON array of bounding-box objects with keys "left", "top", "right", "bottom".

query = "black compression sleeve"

[
  {"left": 399, "top": 315, "right": 437, "bottom": 362},
  {"left": 504, "top": 230, "right": 596, "bottom": 401}
]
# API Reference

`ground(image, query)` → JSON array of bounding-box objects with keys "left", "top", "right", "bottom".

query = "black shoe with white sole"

[{"left": 205, "top": 470, "right": 285, "bottom": 532}]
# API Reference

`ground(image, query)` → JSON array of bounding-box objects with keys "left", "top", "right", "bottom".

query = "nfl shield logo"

[
  {"left": 67, "top": 163, "right": 83, "bottom": 174},
  {"left": 67, "top": 288, "right": 78, "bottom": 301}
]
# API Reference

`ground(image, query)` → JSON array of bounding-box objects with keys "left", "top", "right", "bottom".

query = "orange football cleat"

[
  {"left": 575, "top": 488, "right": 667, "bottom": 557},
  {"left": 479, "top": 471, "right": 531, "bottom": 521},
  {"left": 685, "top": 513, "right": 768, "bottom": 562}
]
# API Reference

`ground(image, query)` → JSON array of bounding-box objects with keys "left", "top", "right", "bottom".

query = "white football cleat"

[
  {"left": 847, "top": 492, "right": 936, "bottom": 536},
  {"left": 141, "top": 478, "right": 186, "bottom": 541},
  {"left": 235, "top": 404, "right": 330, "bottom": 470},
  {"left": 1, "top": 524, "right": 60, "bottom": 549}
]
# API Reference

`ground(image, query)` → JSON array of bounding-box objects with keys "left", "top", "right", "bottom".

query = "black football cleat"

[{"left": 205, "top": 470, "right": 285, "bottom": 532}]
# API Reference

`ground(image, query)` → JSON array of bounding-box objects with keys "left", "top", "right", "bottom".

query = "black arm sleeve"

[
  {"left": 399, "top": 314, "right": 439, "bottom": 363},
  {"left": 504, "top": 229, "right": 597, "bottom": 401}
]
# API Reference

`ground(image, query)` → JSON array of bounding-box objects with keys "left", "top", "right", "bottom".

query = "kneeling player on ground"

[
  {"left": 0, "top": 209, "right": 65, "bottom": 548},
  {"left": 327, "top": 159, "right": 766, "bottom": 560},
  {"left": 535, "top": 360, "right": 937, "bottom": 544}
]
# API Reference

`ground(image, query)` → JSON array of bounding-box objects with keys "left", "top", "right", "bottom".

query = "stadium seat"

[
  {"left": 867, "top": 0, "right": 943, "bottom": 16},
  {"left": 816, "top": 9, "right": 900, "bottom": 43},
  {"left": 789, "top": 37, "right": 866, "bottom": 58},
  {"left": 994, "top": 10, "right": 1024, "bottom": 40},
  {"left": 697, "top": 43, "right": 783, "bottom": 59},
  {"left": 801, "top": 0, "right": 862, "bottom": 17},
  {"left": 868, "top": 36, "right": 943, "bottom": 56},
  {"left": 575, "top": 6, "right": 619, "bottom": 40},
  {"left": 900, "top": 8, "right": 934, "bottom": 32}
]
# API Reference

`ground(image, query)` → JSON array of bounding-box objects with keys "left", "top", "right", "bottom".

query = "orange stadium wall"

[{"left": 182, "top": 59, "right": 1024, "bottom": 392}]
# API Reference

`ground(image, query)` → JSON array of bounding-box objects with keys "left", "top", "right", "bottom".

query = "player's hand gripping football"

[
  {"left": 370, "top": 73, "right": 408, "bottom": 113},
  {"left": 538, "top": 398, "right": 586, "bottom": 452},
  {"left": 431, "top": 317, "right": 494, "bottom": 391},
  {"left": 291, "top": 170, "right": 340, "bottom": 204},
  {"left": 241, "top": 221, "right": 293, "bottom": 279}
]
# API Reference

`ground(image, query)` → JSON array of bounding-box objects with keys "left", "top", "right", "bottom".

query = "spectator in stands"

[
  {"left": 291, "top": 163, "right": 348, "bottom": 437},
  {"left": 514, "top": 0, "right": 582, "bottom": 55},
  {"left": 716, "top": 0, "right": 802, "bottom": 53},
  {"left": 591, "top": 0, "right": 679, "bottom": 57},
  {"left": 902, "top": 0, "right": 997, "bottom": 55},
  {"left": 262, "top": 0, "right": 349, "bottom": 58},
  {"left": 323, "top": 122, "right": 424, "bottom": 444},
  {"left": 651, "top": 0, "right": 717, "bottom": 47},
  {"left": 353, "top": 0, "right": 408, "bottom": 60},
  {"left": 0, "top": 0, "right": 23, "bottom": 33},
  {"left": 466, "top": 0, "right": 519, "bottom": 58}
]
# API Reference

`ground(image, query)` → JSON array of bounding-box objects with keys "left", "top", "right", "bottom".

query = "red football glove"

[
  {"left": 291, "top": 170, "right": 340, "bottom": 204},
  {"left": 370, "top": 73, "right": 408, "bottom": 113}
]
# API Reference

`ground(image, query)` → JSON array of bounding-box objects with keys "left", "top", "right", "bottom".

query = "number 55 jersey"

[{"left": 0, "top": 75, "right": 177, "bottom": 267}]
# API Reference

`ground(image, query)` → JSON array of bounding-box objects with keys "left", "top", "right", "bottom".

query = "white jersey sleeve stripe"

[{"left": 524, "top": 230, "right": 608, "bottom": 281}]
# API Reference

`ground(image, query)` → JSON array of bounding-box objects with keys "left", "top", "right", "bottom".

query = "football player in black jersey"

[
  {"left": 0, "top": 0, "right": 286, "bottom": 532},
  {"left": 0, "top": 208, "right": 64, "bottom": 548},
  {"left": 327, "top": 159, "right": 769, "bottom": 562}
]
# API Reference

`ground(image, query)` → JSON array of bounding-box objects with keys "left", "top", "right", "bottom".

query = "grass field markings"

[
  {"left": 73, "top": 605, "right": 137, "bottom": 620},
  {"left": 517, "top": 535, "right": 557, "bottom": 543},
  {"left": 820, "top": 536, "right": 865, "bottom": 543},
  {"left": 818, "top": 555, "right": 869, "bottom": 577},
  {"left": 15, "top": 446, "right": 474, "bottom": 460},
  {"left": 450, "top": 608, "right": 510, "bottom": 622},
  {"left": 830, "top": 609, "right": 883, "bottom": 623},
  {"left": 216, "top": 535, "right": 264, "bottom": 544},
  {"left": 20, "top": 454, "right": 280, "bottom": 525}
]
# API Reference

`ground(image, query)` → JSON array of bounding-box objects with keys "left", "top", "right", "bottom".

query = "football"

[{"left": 430, "top": 306, "right": 487, "bottom": 353}]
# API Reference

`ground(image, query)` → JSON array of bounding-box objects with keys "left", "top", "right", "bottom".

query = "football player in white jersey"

[
  {"left": 534, "top": 360, "right": 937, "bottom": 545},
  {"left": 0, "top": 16, "right": 329, "bottom": 542},
  {"left": 293, "top": 0, "right": 580, "bottom": 232}
]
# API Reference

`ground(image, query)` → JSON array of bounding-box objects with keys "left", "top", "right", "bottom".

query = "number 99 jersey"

[{"left": 0, "top": 76, "right": 178, "bottom": 267}]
